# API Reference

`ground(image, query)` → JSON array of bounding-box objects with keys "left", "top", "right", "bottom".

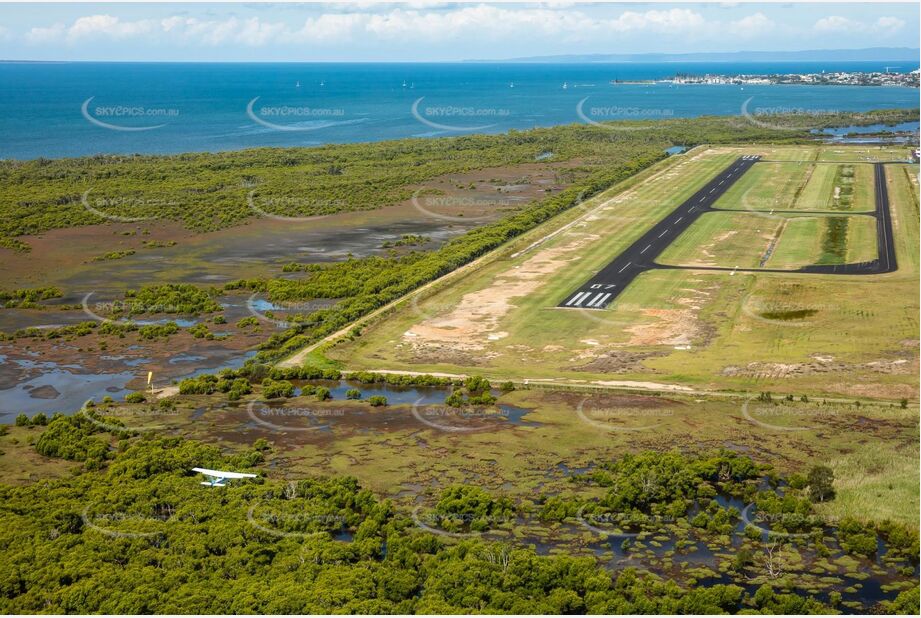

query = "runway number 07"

[{"left": 590, "top": 284, "right": 617, "bottom": 290}]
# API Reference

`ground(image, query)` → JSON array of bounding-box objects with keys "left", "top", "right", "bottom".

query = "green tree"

[
  {"left": 315, "top": 386, "right": 331, "bottom": 401},
  {"left": 807, "top": 465, "right": 835, "bottom": 502},
  {"left": 262, "top": 378, "right": 295, "bottom": 399}
]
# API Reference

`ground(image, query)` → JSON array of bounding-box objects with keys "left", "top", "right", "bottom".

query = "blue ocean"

[{"left": 0, "top": 61, "right": 917, "bottom": 159}]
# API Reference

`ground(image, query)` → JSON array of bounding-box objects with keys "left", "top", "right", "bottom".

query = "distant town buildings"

[{"left": 614, "top": 70, "right": 920, "bottom": 88}]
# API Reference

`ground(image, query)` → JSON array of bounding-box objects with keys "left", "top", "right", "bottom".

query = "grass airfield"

[
  {"left": 710, "top": 158, "right": 876, "bottom": 213},
  {"left": 656, "top": 210, "right": 879, "bottom": 269},
  {"left": 327, "top": 144, "right": 918, "bottom": 401}
]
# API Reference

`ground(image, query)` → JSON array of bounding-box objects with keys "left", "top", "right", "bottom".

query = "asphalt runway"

[
  {"left": 799, "top": 163, "right": 896, "bottom": 275},
  {"left": 559, "top": 155, "right": 761, "bottom": 310},
  {"left": 671, "top": 163, "right": 897, "bottom": 276},
  {"left": 559, "top": 159, "right": 898, "bottom": 311}
]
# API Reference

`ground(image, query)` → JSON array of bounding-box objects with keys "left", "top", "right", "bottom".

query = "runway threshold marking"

[
  {"left": 556, "top": 155, "right": 761, "bottom": 310},
  {"left": 589, "top": 293, "right": 611, "bottom": 307}
]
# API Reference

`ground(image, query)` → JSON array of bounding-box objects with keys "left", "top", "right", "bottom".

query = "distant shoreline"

[
  {"left": 472, "top": 47, "right": 920, "bottom": 64},
  {"left": 2, "top": 62, "right": 917, "bottom": 160}
]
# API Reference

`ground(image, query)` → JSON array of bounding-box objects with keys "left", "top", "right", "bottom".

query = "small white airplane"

[{"left": 192, "top": 467, "right": 257, "bottom": 488}]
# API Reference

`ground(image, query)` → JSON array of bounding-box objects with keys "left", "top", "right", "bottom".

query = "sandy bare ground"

[
  {"left": 626, "top": 308, "right": 699, "bottom": 346},
  {"left": 343, "top": 369, "right": 463, "bottom": 379},
  {"left": 339, "top": 370, "right": 694, "bottom": 393},
  {"left": 279, "top": 150, "right": 705, "bottom": 369},
  {"left": 623, "top": 283, "right": 716, "bottom": 347},
  {"left": 277, "top": 224, "right": 526, "bottom": 368},
  {"left": 404, "top": 232, "right": 598, "bottom": 350},
  {"left": 152, "top": 386, "right": 179, "bottom": 399},
  {"left": 403, "top": 149, "right": 721, "bottom": 353},
  {"left": 722, "top": 356, "right": 916, "bottom": 379},
  {"left": 587, "top": 379, "right": 694, "bottom": 392},
  {"left": 337, "top": 368, "right": 909, "bottom": 403}
]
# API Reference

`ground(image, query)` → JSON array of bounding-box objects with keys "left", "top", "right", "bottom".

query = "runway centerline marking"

[{"left": 557, "top": 155, "right": 761, "bottom": 310}]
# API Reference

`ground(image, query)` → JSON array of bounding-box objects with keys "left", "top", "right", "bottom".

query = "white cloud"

[
  {"left": 17, "top": 6, "right": 712, "bottom": 47},
  {"left": 14, "top": 6, "right": 915, "bottom": 52},
  {"left": 731, "top": 12, "right": 775, "bottom": 37},
  {"left": 814, "top": 14, "right": 906, "bottom": 35},
  {"left": 293, "top": 14, "right": 366, "bottom": 43},
  {"left": 235, "top": 17, "right": 289, "bottom": 47},
  {"left": 67, "top": 15, "right": 156, "bottom": 40},
  {"left": 874, "top": 16, "right": 904, "bottom": 32},
  {"left": 609, "top": 9, "right": 706, "bottom": 34},
  {"left": 814, "top": 15, "right": 864, "bottom": 33},
  {"left": 25, "top": 14, "right": 155, "bottom": 43},
  {"left": 25, "top": 23, "right": 66, "bottom": 43}
]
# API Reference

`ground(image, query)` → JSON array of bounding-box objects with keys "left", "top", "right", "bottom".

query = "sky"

[{"left": 0, "top": 2, "right": 918, "bottom": 62}]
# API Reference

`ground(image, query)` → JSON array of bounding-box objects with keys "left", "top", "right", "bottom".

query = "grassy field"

[
  {"left": 815, "top": 145, "right": 913, "bottom": 162},
  {"left": 712, "top": 161, "right": 814, "bottom": 213},
  {"left": 711, "top": 160, "right": 877, "bottom": 214},
  {"left": 660, "top": 152, "right": 881, "bottom": 270},
  {"left": 793, "top": 163, "right": 876, "bottom": 212},
  {"left": 765, "top": 218, "right": 821, "bottom": 268},
  {"left": 732, "top": 144, "right": 910, "bottom": 164},
  {"left": 767, "top": 214, "right": 878, "bottom": 268},
  {"left": 657, "top": 212, "right": 781, "bottom": 269},
  {"left": 326, "top": 145, "right": 918, "bottom": 402},
  {"left": 658, "top": 211, "right": 879, "bottom": 270}
]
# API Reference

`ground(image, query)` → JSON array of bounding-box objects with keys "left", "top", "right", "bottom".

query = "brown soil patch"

[
  {"left": 626, "top": 308, "right": 699, "bottom": 346},
  {"left": 403, "top": 232, "right": 598, "bottom": 350},
  {"left": 722, "top": 356, "right": 917, "bottom": 380},
  {"left": 405, "top": 346, "right": 489, "bottom": 368},
  {"left": 826, "top": 381, "right": 918, "bottom": 401},
  {"left": 568, "top": 349, "right": 667, "bottom": 374},
  {"left": 623, "top": 282, "right": 719, "bottom": 347},
  {"left": 27, "top": 385, "right": 60, "bottom": 399},
  {"left": 408, "top": 160, "right": 587, "bottom": 219},
  {"left": 539, "top": 390, "right": 680, "bottom": 410}
]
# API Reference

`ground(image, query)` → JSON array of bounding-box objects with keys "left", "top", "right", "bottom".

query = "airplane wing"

[{"left": 192, "top": 467, "right": 258, "bottom": 479}]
